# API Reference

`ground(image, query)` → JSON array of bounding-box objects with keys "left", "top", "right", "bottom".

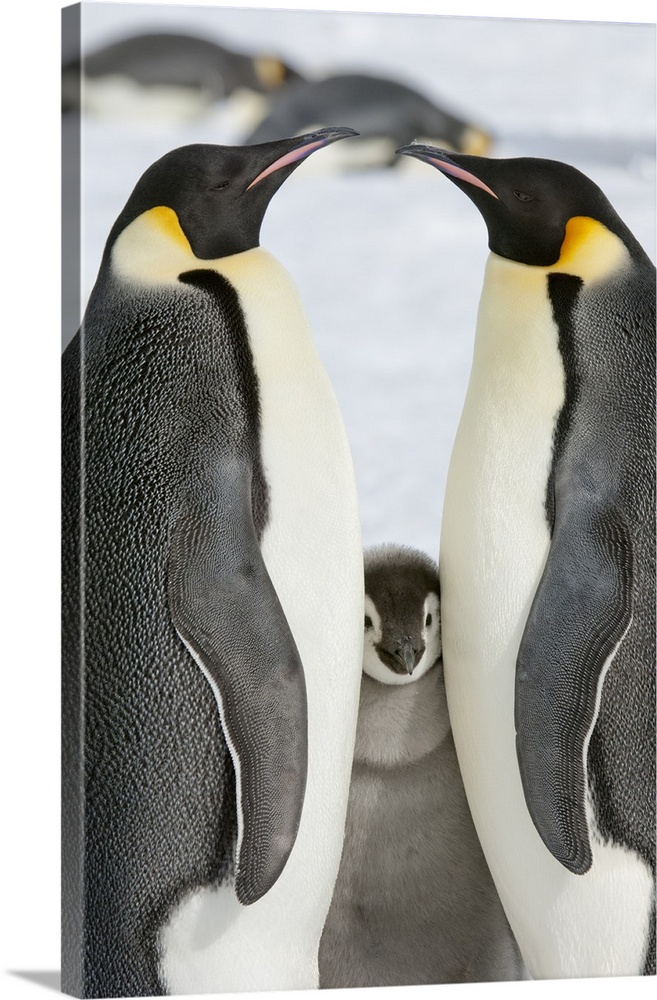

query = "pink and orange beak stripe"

[
  {"left": 396, "top": 142, "right": 498, "bottom": 199},
  {"left": 246, "top": 127, "right": 359, "bottom": 190}
]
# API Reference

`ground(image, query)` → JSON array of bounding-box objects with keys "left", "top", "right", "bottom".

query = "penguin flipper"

[
  {"left": 515, "top": 507, "right": 633, "bottom": 875},
  {"left": 168, "top": 465, "right": 308, "bottom": 905}
]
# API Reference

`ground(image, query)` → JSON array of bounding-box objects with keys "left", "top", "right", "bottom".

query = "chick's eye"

[
  {"left": 364, "top": 615, "right": 373, "bottom": 630},
  {"left": 425, "top": 614, "right": 432, "bottom": 627},
  {"left": 514, "top": 190, "right": 533, "bottom": 203}
]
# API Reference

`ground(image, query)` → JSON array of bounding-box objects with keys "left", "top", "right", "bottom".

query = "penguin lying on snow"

[
  {"left": 318, "top": 544, "right": 525, "bottom": 987},
  {"left": 397, "top": 144, "right": 655, "bottom": 977},
  {"left": 61, "top": 30, "right": 303, "bottom": 119},
  {"left": 62, "top": 127, "right": 364, "bottom": 997},
  {"left": 244, "top": 73, "right": 491, "bottom": 169}
]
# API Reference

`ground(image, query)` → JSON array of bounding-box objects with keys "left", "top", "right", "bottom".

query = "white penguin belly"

[
  {"left": 82, "top": 75, "right": 213, "bottom": 121},
  {"left": 440, "top": 253, "right": 653, "bottom": 979},
  {"left": 160, "top": 247, "right": 364, "bottom": 993}
]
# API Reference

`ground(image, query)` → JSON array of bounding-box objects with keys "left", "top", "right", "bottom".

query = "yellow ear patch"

[
  {"left": 255, "top": 56, "right": 286, "bottom": 89},
  {"left": 461, "top": 126, "right": 492, "bottom": 157},
  {"left": 111, "top": 206, "right": 198, "bottom": 285},
  {"left": 146, "top": 206, "right": 192, "bottom": 251},
  {"left": 554, "top": 216, "right": 629, "bottom": 282}
]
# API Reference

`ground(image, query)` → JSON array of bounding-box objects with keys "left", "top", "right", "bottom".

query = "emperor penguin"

[
  {"left": 61, "top": 127, "right": 364, "bottom": 998},
  {"left": 61, "top": 30, "right": 303, "bottom": 120},
  {"left": 396, "top": 144, "right": 656, "bottom": 978},
  {"left": 318, "top": 544, "right": 525, "bottom": 987},
  {"left": 244, "top": 72, "right": 491, "bottom": 170}
]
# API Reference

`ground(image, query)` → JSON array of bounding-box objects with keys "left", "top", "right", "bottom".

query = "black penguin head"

[
  {"left": 396, "top": 145, "right": 640, "bottom": 267},
  {"left": 105, "top": 126, "right": 358, "bottom": 263},
  {"left": 363, "top": 544, "right": 441, "bottom": 687}
]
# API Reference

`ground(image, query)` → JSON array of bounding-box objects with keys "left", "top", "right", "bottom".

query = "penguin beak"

[
  {"left": 246, "top": 126, "right": 360, "bottom": 190},
  {"left": 400, "top": 636, "right": 416, "bottom": 675},
  {"left": 395, "top": 142, "right": 499, "bottom": 199}
]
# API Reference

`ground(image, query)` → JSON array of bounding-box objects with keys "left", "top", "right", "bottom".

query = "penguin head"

[
  {"left": 395, "top": 145, "right": 640, "bottom": 268},
  {"left": 105, "top": 126, "right": 358, "bottom": 268},
  {"left": 253, "top": 55, "right": 305, "bottom": 90},
  {"left": 363, "top": 544, "right": 441, "bottom": 687}
]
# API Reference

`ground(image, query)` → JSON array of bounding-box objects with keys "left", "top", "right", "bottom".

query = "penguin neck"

[
  {"left": 353, "top": 663, "right": 451, "bottom": 768},
  {"left": 442, "top": 250, "right": 567, "bottom": 622},
  {"left": 109, "top": 207, "right": 277, "bottom": 288},
  {"left": 469, "top": 252, "right": 567, "bottom": 424}
]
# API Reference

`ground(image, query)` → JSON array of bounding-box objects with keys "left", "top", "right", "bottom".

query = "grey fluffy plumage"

[{"left": 318, "top": 544, "right": 525, "bottom": 987}]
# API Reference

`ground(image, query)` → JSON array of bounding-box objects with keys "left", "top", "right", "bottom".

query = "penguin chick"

[
  {"left": 362, "top": 543, "right": 441, "bottom": 687},
  {"left": 318, "top": 544, "right": 525, "bottom": 988}
]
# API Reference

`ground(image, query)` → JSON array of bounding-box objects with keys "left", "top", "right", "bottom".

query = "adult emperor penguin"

[
  {"left": 244, "top": 73, "right": 491, "bottom": 169},
  {"left": 396, "top": 144, "right": 656, "bottom": 978},
  {"left": 62, "top": 30, "right": 303, "bottom": 119},
  {"left": 61, "top": 127, "right": 364, "bottom": 998},
  {"left": 318, "top": 545, "right": 525, "bottom": 987}
]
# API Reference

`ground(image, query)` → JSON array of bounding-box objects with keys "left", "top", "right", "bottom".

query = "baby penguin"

[{"left": 318, "top": 544, "right": 525, "bottom": 988}]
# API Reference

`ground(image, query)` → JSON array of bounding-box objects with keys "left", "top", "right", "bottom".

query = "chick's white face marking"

[
  {"left": 362, "top": 596, "right": 384, "bottom": 681},
  {"left": 363, "top": 591, "right": 441, "bottom": 686},
  {"left": 423, "top": 591, "right": 442, "bottom": 667}
]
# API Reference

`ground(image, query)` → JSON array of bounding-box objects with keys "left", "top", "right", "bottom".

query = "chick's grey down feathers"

[{"left": 318, "top": 545, "right": 525, "bottom": 987}]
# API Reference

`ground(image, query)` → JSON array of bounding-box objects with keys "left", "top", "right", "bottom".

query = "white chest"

[
  {"left": 441, "top": 254, "right": 564, "bottom": 682},
  {"left": 213, "top": 248, "right": 364, "bottom": 665}
]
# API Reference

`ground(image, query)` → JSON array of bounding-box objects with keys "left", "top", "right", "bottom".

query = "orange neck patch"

[
  {"left": 555, "top": 216, "right": 628, "bottom": 280},
  {"left": 146, "top": 206, "right": 192, "bottom": 251}
]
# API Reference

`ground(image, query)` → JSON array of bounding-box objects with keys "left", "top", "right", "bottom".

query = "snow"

[{"left": 69, "top": 3, "right": 656, "bottom": 561}]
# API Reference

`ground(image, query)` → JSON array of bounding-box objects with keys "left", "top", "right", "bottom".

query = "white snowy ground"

[{"left": 69, "top": 5, "right": 656, "bottom": 564}]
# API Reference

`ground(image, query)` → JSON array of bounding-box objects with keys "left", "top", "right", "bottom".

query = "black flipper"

[
  {"left": 515, "top": 505, "right": 633, "bottom": 874},
  {"left": 168, "top": 460, "right": 308, "bottom": 905}
]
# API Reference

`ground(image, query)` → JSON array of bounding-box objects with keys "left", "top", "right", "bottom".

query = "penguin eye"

[
  {"left": 364, "top": 615, "right": 373, "bottom": 630},
  {"left": 209, "top": 181, "right": 230, "bottom": 192},
  {"left": 513, "top": 190, "right": 533, "bottom": 203},
  {"left": 425, "top": 614, "right": 432, "bottom": 627}
]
